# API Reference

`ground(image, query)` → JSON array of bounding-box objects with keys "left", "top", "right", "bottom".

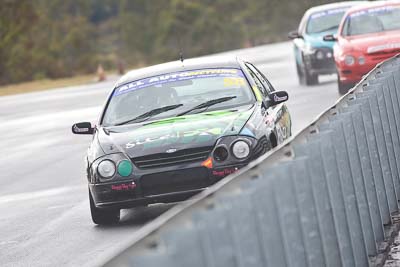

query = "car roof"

[
  {"left": 115, "top": 56, "right": 242, "bottom": 87},
  {"left": 345, "top": 0, "right": 400, "bottom": 15},
  {"left": 305, "top": 1, "right": 366, "bottom": 15}
]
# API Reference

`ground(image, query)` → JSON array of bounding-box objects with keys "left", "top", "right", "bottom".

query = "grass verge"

[{"left": 0, "top": 74, "right": 98, "bottom": 97}]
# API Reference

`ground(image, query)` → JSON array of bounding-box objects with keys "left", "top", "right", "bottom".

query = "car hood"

[
  {"left": 344, "top": 30, "right": 400, "bottom": 54},
  {"left": 97, "top": 105, "right": 255, "bottom": 158},
  {"left": 304, "top": 29, "right": 337, "bottom": 49}
]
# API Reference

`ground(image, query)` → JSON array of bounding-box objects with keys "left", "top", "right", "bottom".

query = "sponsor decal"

[
  {"left": 73, "top": 124, "right": 89, "bottom": 133},
  {"left": 240, "top": 127, "right": 256, "bottom": 138},
  {"left": 114, "top": 68, "right": 244, "bottom": 96},
  {"left": 252, "top": 85, "right": 263, "bottom": 101},
  {"left": 126, "top": 127, "right": 223, "bottom": 149},
  {"left": 351, "top": 6, "right": 398, "bottom": 18},
  {"left": 111, "top": 182, "right": 136, "bottom": 191},
  {"left": 367, "top": 43, "right": 400, "bottom": 54},
  {"left": 166, "top": 148, "right": 177, "bottom": 153},
  {"left": 212, "top": 167, "right": 239, "bottom": 177},
  {"left": 273, "top": 94, "right": 287, "bottom": 102},
  {"left": 310, "top": 7, "right": 349, "bottom": 19},
  {"left": 223, "top": 77, "right": 246, "bottom": 87}
]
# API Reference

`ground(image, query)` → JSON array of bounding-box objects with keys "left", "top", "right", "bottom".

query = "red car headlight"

[
  {"left": 344, "top": 55, "right": 355, "bottom": 66},
  {"left": 358, "top": 56, "right": 366, "bottom": 65}
]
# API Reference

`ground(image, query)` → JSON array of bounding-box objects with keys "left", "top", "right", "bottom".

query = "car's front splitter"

[{"left": 90, "top": 164, "right": 246, "bottom": 209}]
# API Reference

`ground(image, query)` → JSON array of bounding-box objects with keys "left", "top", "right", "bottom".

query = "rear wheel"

[{"left": 89, "top": 191, "right": 120, "bottom": 225}]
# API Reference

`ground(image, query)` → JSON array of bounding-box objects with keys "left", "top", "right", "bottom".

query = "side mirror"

[
  {"left": 288, "top": 31, "right": 302, "bottom": 39},
  {"left": 72, "top": 122, "right": 94, "bottom": 135},
  {"left": 323, "top": 34, "right": 337, "bottom": 42},
  {"left": 266, "top": 91, "right": 289, "bottom": 107}
]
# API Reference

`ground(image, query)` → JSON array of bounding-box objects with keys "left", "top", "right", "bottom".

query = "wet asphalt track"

[{"left": 0, "top": 41, "right": 340, "bottom": 266}]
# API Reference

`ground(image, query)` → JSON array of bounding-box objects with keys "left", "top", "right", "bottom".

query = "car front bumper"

[
  {"left": 90, "top": 164, "right": 246, "bottom": 209},
  {"left": 303, "top": 48, "right": 336, "bottom": 75}
]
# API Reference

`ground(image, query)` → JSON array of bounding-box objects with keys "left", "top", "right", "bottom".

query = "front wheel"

[
  {"left": 89, "top": 191, "right": 120, "bottom": 225},
  {"left": 303, "top": 67, "right": 319, "bottom": 85},
  {"left": 337, "top": 74, "right": 353, "bottom": 95}
]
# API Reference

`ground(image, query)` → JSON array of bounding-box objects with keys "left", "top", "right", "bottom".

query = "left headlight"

[
  {"left": 344, "top": 55, "right": 355, "bottom": 66},
  {"left": 304, "top": 44, "right": 316, "bottom": 55},
  {"left": 97, "top": 160, "right": 116, "bottom": 179},
  {"left": 232, "top": 140, "right": 250, "bottom": 159},
  {"left": 315, "top": 50, "right": 324, "bottom": 60}
]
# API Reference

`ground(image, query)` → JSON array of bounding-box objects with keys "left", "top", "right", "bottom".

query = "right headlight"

[
  {"left": 315, "top": 50, "right": 324, "bottom": 60},
  {"left": 232, "top": 140, "right": 250, "bottom": 159},
  {"left": 97, "top": 160, "right": 116, "bottom": 179},
  {"left": 358, "top": 56, "right": 366, "bottom": 65},
  {"left": 344, "top": 55, "right": 355, "bottom": 66}
]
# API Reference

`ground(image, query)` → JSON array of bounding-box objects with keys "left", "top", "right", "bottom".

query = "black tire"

[
  {"left": 296, "top": 62, "right": 304, "bottom": 85},
  {"left": 303, "top": 67, "right": 319, "bottom": 85},
  {"left": 337, "top": 74, "right": 352, "bottom": 95},
  {"left": 89, "top": 191, "right": 120, "bottom": 225}
]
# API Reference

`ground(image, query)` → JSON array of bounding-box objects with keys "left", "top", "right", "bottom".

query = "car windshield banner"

[
  {"left": 310, "top": 7, "right": 350, "bottom": 19},
  {"left": 350, "top": 6, "right": 399, "bottom": 18},
  {"left": 114, "top": 68, "right": 245, "bottom": 96}
]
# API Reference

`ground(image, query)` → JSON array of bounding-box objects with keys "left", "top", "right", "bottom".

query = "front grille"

[
  {"left": 310, "top": 48, "right": 335, "bottom": 69},
  {"left": 132, "top": 146, "right": 213, "bottom": 169},
  {"left": 141, "top": 167, "right": 211, "bottom": 196}
]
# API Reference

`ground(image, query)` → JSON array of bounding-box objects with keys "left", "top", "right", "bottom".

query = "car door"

[{"left": 245, "top": 63, "right": 291, "bottom": 144}]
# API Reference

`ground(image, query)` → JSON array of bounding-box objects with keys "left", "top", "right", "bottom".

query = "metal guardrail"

[{"left": 105, "top": 54, "right": 400, "bottom": 267}]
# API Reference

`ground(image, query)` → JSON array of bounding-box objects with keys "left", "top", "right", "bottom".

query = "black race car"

[{"left": 72, "top": 56, "right": 291, "bottom": 225}]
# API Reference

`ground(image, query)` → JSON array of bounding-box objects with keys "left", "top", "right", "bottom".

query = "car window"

[
  {"left": 245, "top": 65, "right": 268, "bottom": 98},
  {"left": 247, "top": 63, "right": 275, "bottom": 93},
  {"left": 246, "top": 63, "right": 274, "bottom": 97},
  {"left": 343, "top": 5, "right": 400, "bottom": 36},
  {"left": 306, "top": 7, "right": 349, "bottom": 34},
  {"left": 102, "top": 68, "right": 255, "bottom": 126}
]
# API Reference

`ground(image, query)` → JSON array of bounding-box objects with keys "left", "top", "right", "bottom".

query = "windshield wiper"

[
  {"left": 315, "top": 25, "right": 338, "bottom": 33},
  {"left": 115, "top": 104, "right": 183, "bottom": 125},
  {"left": 177, "top": 96, "right": 236, "bottom": 116}
]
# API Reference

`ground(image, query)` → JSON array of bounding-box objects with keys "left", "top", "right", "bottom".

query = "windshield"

[
  {"left": 306, "top": 7, "right": 349, "bottom": 34},
  {"left": 343, "top": 5, "right": 400, "bottom": 36},
  {"left": 102, "top": 68, "right": 254, "bottom": 126}
]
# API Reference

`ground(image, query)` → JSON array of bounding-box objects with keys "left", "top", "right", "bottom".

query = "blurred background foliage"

[{"left": 0, "top": 0, "right": 341, "bottom": 85}]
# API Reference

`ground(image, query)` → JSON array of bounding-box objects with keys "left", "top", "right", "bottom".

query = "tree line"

[{"left": 0, "top": 0, "right": 339, "bottom": 85}]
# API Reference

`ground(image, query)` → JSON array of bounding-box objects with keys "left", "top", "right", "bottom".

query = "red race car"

[{"left": 324, "top": 2, "right": 400, "bottom": 94}]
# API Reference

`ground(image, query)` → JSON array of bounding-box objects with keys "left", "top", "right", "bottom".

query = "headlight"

[
  {"left": 315, "top": 50, "right": 324, "bottom": 60},
  {"left": 97, "top": 160, "right": 116, "bottom": 178},
  {"left": 232, "top": 141, "right": 250, "bottom": 159},
  {"left": 304, "top": 44, "right": 315, "bottom": 55},
  {"left": 213, "top": 146, "right": 229, "bottom": 162},
  {"left": 117, "top": 160, "right": 133, "bottom": 177},
  {"left": 358, "top": 56, "right": 365, "bottom": 65},
  {"left": 344, "top": 55, "right": 355, "bottom": 66}
]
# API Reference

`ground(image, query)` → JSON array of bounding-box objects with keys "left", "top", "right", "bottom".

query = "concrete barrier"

[{"left": 104, "top": 54, "right": 400, "bottom": 267}]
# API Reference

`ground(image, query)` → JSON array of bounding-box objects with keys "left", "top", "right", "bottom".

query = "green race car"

[{"left": 72, "top": 56, "right": 291, "bottom": 225}]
